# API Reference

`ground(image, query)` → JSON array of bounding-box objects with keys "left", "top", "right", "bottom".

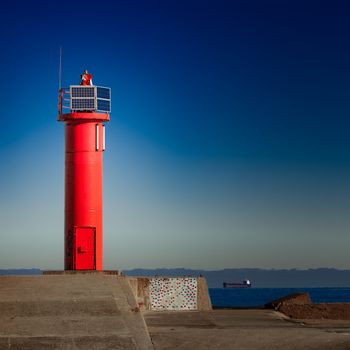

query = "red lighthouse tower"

[{"left": 58, "top": 72, "right": 111, "bottom": 270}]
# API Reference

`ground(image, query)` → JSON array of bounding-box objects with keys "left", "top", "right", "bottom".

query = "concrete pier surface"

[
  {"left": 1, "top": 275, "right": 350, "bottom": 349},
  {"left": 144, "top": 309, "right": 350, "bottom": 350},
  {"left": 0, "top": 275, "right": 153, "bottom": 350}
]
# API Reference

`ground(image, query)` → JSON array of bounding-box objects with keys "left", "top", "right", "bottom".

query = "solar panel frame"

[
  {"left": 96, "top": 86, "right": 111, "bottom": 113},
  {"left": 69, "top": 85, "right": 111, "bottom": 113},
  {"left": 70, "top": 86, "right": 96, "bottom": 111}
]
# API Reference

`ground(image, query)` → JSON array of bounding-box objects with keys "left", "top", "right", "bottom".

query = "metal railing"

[{"left": 58, "top": 88, "right": 71, "bottom": 115}]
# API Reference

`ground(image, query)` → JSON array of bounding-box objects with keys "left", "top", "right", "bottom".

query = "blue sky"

[{"left": 0, "top": 0, "right": 349, "bottom": 269}]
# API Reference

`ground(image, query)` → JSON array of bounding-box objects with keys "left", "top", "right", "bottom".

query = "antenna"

[{"left": 58, "top": 46, "right": 62, "bottom": 90}]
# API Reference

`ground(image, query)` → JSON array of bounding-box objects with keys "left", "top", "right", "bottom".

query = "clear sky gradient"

[{"left": 0, "top": 0, "right": 349, "bottom": 270}]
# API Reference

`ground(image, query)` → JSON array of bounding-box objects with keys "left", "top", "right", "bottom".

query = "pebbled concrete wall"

[
  {"left": 150, "top": 277, "right": 197, "bottom": 310},
  {"left": 127, "top": 276, "right": 212, "bottom": 311}
]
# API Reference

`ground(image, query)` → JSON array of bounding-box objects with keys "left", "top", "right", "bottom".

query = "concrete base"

[
  {"left": 1, "top": 275, "right": 349, "bottom": 349},
  {"left": 0, "top": 275, "right": 153, "bottom": 349},
  {"left": 144, "top": 310, "right": 350, "bottom": 350}
]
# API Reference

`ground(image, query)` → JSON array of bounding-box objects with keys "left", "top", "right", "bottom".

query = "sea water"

[{"left": 209, "top": 288, "right": 350, "bottom": 308}]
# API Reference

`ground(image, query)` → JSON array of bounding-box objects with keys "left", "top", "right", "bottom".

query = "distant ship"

[{"left": 223, "top": 279, "right": 252, "bottom": 288}]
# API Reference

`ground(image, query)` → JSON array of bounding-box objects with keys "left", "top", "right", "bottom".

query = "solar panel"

[
  {"left": 71, "top": 86, "right": 95, "bottom": 98},
  {"left": 97, "top": 87, "right": 110, "bottom": 99},
  {"left": 97, "top": 99, "right": 111, "bottom": 112},
  {"left": 96, "top": 86, "right": 111, "bottom": 112},
  {"left": 72, "top": 99, "right": 95, "bottom": 110}
]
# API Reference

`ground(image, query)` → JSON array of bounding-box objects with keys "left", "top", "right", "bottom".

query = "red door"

[{"left": 74, "top": 227, "right": 96, "bottom": 270}]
